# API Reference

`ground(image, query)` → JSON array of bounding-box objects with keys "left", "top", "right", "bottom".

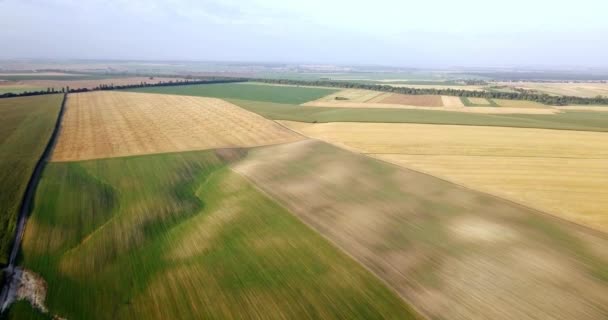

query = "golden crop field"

[
  {"left": 52, "top": 91, "right": 303, "bottom": 161},
  {"left": 499, "top": 82, "right": 608, "bottom": 98},
  {"left": 441, "top": 95, "right": 465, "bottom": 107},
  {"left": 281, "top": 121, "right": 608, "bottom": 232}
]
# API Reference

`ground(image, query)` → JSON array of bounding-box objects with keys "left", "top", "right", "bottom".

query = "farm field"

[
  {"left": 0, "top": 94, "right": 63, "bottom": 265},
  {"left": 493, "top": 98, "right": 551, "bottom": 108},
  {"left": 127, "top": 82, "right": 338, "bottom": 104},
  {"left": 498, "top": 81, "right": 608, "bottom": 98},
  {"left": 10, "top": 150, "right": 415, "bottom": 319},
  {"left": 375, "top": 93, "right": 443, "bottom": 106},
  {"left": 234, "top": 139, "right": 608, "bottom": 320},
  {"left": 15, "top": 77, "right": 184, "bottom": 91},
  {"left": 0, "top": 86, "right": 43, "bottom": 95},
  {"left": 302, "top": 89, "right": 556, "bottom": 114},
  {"left": 280, "top": 122, "right": 608, "bottom": 232},
  {"left": 230, "top": 99, "right": 608, "bottom": 132},
  {"left": 52, "top": 91, "right": 302, "bottom": 161}
]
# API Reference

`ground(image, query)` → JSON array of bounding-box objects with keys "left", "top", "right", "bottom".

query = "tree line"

[
  {"left": 253, "top": 78, "right": 608, "bottom": 106},
  {"left": 0, "top": 78, "right": 248, "bottom": 99}
]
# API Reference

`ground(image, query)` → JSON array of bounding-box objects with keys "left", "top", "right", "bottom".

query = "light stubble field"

[
  {"left": 52, "top": 91, "right": 303, "bottom": 161},
  {"left": 281, "top": 121, "right": 608, "bottom": 232}
]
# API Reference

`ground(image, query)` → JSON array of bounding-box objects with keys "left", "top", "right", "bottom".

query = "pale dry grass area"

[
  {"left": 377, "top": 93, "right": 444, "bottom": 106},
  {"left": 234, "top": 139, "right": 608, "bottom": 320},
  {"left": 499, "top": 81, "right": 608, "bottom": 98},
  {"left": 280, "top": 121, "right": 608, "bottom": 232},
  {"left": 467, "top": 97, "right": 491, "bottom": 104},
  {"left": 440, "top": 96, "right": 464, "bottom": 107},
  {"left": 557, "top": 105, "right": 608, "bottom": 111},
  {"left": 52, "top": 91, "right": 302, "bottom": 161}
]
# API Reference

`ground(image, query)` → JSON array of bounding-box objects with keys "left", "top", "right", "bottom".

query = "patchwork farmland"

[
  {"left": 2, "top": 80, "right": 608, "bottom": 320},
  {"left": 52, "top": 91, "right": 303, "bottom": 161},
  {"left": 281, "top": 121, "right": 608, "bottom": 232}
]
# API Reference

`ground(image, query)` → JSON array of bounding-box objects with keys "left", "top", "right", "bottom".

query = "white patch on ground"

[
  {"left": 450, "top": 217, "right": 518, "bottom": 243},
  {"left": 16, "top": 268, "right": 48, "bottom": 313}
]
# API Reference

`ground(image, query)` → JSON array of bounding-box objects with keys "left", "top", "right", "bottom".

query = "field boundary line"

[
  {"left": 0, "top": 93, "right": 67, "bottom": 312},
  {"left": 317, "top": 139, "right": 608, "bottom": 239},
  {"left": 229, "top": 163, "right": 427, "bottom": 320}
]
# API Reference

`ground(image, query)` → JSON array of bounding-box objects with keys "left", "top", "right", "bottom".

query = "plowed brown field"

[{"left": 52, "top": 91, "right": 302, "bottom": 161}]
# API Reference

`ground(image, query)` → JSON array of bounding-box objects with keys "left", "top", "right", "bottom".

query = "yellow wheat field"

[
  {"left": 281, "top": 121, "right": 608, "bottom": 232},
  {"left": 493, "top": 99, "right": 550, "bottom": 108},
  {"left": 52, "top": 91, "right": 303, "bottom": 161}
]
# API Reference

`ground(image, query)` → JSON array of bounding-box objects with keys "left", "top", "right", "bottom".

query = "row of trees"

[
  {"left": 0, "top": 78, "right": 248, "bottom": 99},
  {"left": 254, "top": 78, "right": 608, "bottom": 106}
]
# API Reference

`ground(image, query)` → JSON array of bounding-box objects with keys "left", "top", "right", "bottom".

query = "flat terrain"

[
  {"left": 52, "top": 91, "right": 302, "bottom": 161},
  {"left": 281, "top": 122, "right": 608, "bottom": 232},
  {"left": 127, "top": 82, "right": 337, "bottom": 104},
  {"left": 230, "top": 99, "right": 608, "bottom": 132},
  {"left": 493, "top": 98, "right": 551, "bottom": 108},
  {"left": 0, "top": 77, "right": 184, "bottom": 94},
  {"left": 302, "top": 89, "right": 556, "bottom": 114},
  {"left": 0, "top": 95, "right": 63, "bottom": 264},
  {"left": 14, "top": 150, "right": 415, "bottom": 319},
  {"left": 499, "top": 81, "right": 608, "bottom": 98},
  {"left": 234, "top": 139, "right": 608, "bottom": 320},
  {"left": 376, "top": 93, "right": 443, "bottom": 106}
]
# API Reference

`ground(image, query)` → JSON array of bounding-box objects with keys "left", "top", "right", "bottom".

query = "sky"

[{"left": 1, "top": 0, "right": 607, "bottom": 68}]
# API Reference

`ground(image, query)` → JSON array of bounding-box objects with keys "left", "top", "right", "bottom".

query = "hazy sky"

[{"left": 1, "top": 0, "right": 607, "bottom": 67}]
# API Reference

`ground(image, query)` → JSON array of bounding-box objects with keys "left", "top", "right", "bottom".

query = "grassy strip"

[
  {"left": 125, "top": 82, "right": 338, "bottom": 104},
  {"left": 0, "top": 95, "right": 63, "bottom": 265},
  {"left": 229, "top": 99, "right": 608, "bottom": 132},
  {"left": 13, "top": 150, "right": 416, "bottom": 319}
]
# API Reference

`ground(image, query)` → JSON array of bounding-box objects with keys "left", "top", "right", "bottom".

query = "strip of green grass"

[
  {"left": 0, "top": 95, "right": 63, "bottom": 265},
  {"left": 229, "top": 99, "right": 608, "bottom": 132},
  {"left": 125, "top": 82, "right": 338, "bottom": 104},
  {"left": 460, "top": 97, "right": 498, "bottom": 107},
  {"left": 13, "top": 150, "right": 416, "bottom": 319}
]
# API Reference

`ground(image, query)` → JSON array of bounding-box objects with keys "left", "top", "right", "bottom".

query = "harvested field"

[
  {"left": 280, "top": 121, "right": 608, "bottom": 232},
  {"left": 558, "top": 105, "right": 608, "bottom": 111},
  {"left": 127, "top": 82, "right": 337, "bottom": 104},
  {"left": 440, "top": 96, "right": 464, "bottom": 107},
  {"left": 52, "top": 91, "right": 302, "bottom": 161},
  {"left": 498, "top": 81, "right": 608, "bottom": 98},
  {"left": 467, "top": 97, "right": 490, "bottom": 105},
  {"left": 0, "top": 94, "right": 63, "bottom": 264},
  {"left": 15, "top": 150, "right": 415, "bottom": 319},
  {"left": 234, "top": 139, "right": 608, "bottom": 320},
  {"left": 376, "top": 93, "right": 443, "bottom": 106},
  {"left": 21, "top": 77, "right": 182, "bottom": 90}
]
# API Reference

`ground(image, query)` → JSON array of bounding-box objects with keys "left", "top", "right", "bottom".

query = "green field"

[
  {"left": 126, "top": 82, "right": 338, "bottom": 104},
  {"left": 228, "top": 99, "right": 608, "bottom": 132},
  {"left": 0, "top": 94, "right": 63, "bottom": 265},
  {"left": 0, "top": 87, "right": 44, "bottom": 95},
  {"left": 460, "top": 97, "right": 497, "bottom": 107},
  {"left": 13, "top": 150, "right": 416, "bottom": 319}
]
